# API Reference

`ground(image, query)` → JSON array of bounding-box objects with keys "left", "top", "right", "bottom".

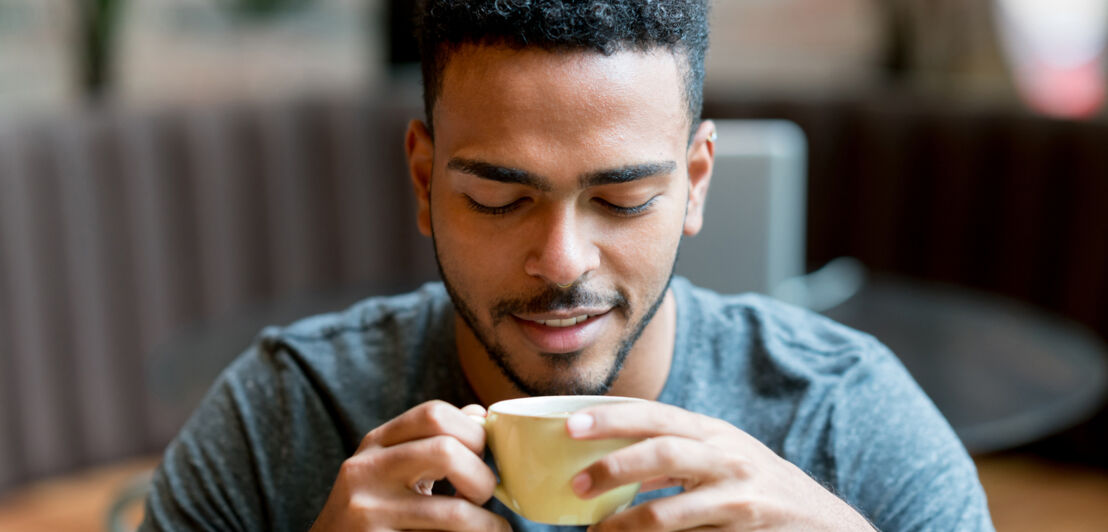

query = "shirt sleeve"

[
  {"left": 829, "top": 347, "right": 996, "bottom": 531},
  {"left": 139, "top": 342, "right": 347, "bottom": 532}
]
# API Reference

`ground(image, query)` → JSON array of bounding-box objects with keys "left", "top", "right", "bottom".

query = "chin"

[
  {"left": 515, "top": 374, "right": 614, "bottom": 397},
  {"left": 507, "top": 346, "right": 624, "bottom": 396}
]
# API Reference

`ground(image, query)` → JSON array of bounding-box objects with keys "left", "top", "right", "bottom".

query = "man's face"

[{"left": 410, "top": 45, "right": 709, "bottom": 396}]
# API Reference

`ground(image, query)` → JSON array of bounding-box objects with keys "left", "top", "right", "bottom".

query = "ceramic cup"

[{"left": 471, "top": 395, "right": 644, "bottom": 525}]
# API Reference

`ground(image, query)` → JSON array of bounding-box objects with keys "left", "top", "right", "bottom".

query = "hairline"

[{"left": 423, "top": 41, "right": 701, "bottom": 142}]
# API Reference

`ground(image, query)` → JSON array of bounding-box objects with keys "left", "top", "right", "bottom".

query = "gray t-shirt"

[{"left": 140, "top": 277, "right": 994, "bottom": 531}]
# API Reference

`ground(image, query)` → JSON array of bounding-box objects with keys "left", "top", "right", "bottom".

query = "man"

[{"left": 141, "top": 1, "right": 994, "bottom": 531}]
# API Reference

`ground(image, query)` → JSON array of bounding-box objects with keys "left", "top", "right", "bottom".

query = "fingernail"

[
  {"left": 572, "top": 472, "right": 592, "bottom": 496},
  {"left": 567, "top": 413, "right": 594, "bottom": 435}
]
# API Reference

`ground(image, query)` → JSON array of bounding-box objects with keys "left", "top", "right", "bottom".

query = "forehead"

[{"left": 432, "top": 45, "right": 688, "bottom": 166}]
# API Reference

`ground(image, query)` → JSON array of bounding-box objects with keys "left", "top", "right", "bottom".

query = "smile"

[
  {"left": 512, "top": 310, "right": 612, "bottom": 353},
  {"left": 526, "top": 314, "right": 593, "bottom": 327}
]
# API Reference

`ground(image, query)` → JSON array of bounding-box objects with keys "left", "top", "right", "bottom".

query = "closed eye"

[
  {"left": 465, "top": 195, "right": 527, "bottom": 215},
  {"left": 596, "top": 196, "right": 659, "bottom": 217}
]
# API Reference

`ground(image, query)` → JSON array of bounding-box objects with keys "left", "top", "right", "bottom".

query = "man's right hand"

[{"left": 309, "top": 400, "right": 511, "bottom": 531}]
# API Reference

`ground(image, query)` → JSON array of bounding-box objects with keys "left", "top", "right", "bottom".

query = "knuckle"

[
  {"left": 592, "top": 520, "right": 621, "bottom": 532},
  {"left": 654, "top": 437, "right": 684, "bottom": 468},
  {"left": 640, "top": 503, "right": 671, "bottom": 528},
  {"left": 699, "top": 412, "right": 726, "bottom": 433},
  {"left": 594, "top": 454, "right": 623, "bottom": 482},
  {"left": 341, "top": 448, "right": 392, "bottom": 481},
  {"left": 432, "top": 498, "right": 471, "bottom": 523},
  {"left": 337, "top": 456, "right": 366, "bottom": 480},
  {"left": 336, "top": 455, "right": 384, "bottom": 493},
  {"left": 359, "top": 427, "right": 383, "bottom": 450},
  {"left": 722, "top": 497, "right": 760, "bottom": 522},
  {"left": 721, "top": 452, "right": 752, "bottom": 478},
  {"left": 427, "top": 434, "right": 464, "bottom": 459},
  {"left": 420, "top": 400, "right": 455, "bottom": 432}
]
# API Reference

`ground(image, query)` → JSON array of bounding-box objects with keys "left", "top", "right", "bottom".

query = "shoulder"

[
  {"left": 142, "top": 283, "right": 457, "bottom": 531},
  {"left": 675, "top": 277, "right": 892, "bottom": 381},
  {"left": 236, "top": 282, "right": 454, "bottom": 378},
  {"left": 173, "top": 281, "right": 455, "bottom": 445},
  {"left": 232, "top": 281, "right": 456, "bottom": 416},
  {"left": 670, "top": 277, "right": 933, "bottom": 462},
  {"left": 270, "top": 282, "right": 452, "bottom": 350},
  {"left": 181, "top": 282, "right": 457, "bottom": 459}
]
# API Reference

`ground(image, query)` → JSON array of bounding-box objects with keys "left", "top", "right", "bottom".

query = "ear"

[
  {"left": 405, "top": 119, "right": 434, "bottom": 236},
  {"left": 683, "top": 119, "right": 716, "bottom": 236}
]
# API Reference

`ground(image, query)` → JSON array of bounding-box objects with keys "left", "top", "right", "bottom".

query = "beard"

[{"left": 433, "top": 236, "right": 676, "bottom": 397}]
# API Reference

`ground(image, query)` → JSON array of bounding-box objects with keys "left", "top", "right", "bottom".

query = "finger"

[
  {"left": 592, "top": 525, "right": 722, "bottom": 532},
  {"left": 391, "top": 495, "right": 512, "bottom": 532},
  {"left": 377, "top": 435, "right": 498, "bottom": 504},
  {"left": 567, "top": 401, "right": 724, "bottom": 442},
  {"left": 574, "top": 436, "right": 740, "bottom": 499},
  {"left": 460, "top": 403, "right": 487, "bottom": 417},
  {"left": 589, "top": 488, "right": 739, "bottom": 532},
  {"left": 361, "top": 400, "right": 486, "bottom": 455}
]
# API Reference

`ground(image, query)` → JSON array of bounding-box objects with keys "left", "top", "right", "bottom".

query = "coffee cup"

[{"left": 470, "top": 395, "right": 644, "bottom": 525}]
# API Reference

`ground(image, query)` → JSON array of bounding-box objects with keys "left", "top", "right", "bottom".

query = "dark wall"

[{"left": 705, "top": 95, "right": 1108, "bottom": 343}]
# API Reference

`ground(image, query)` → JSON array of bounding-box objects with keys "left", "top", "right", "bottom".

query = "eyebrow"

[
  {"left": 447, "top": 157, "right": 677, "bottom": 191},
  {"left": 579, "top": 161, "right": 677, "bottom": 188},
  {"left": 446, "top": 158, "right": 552, "bottom": 191}
]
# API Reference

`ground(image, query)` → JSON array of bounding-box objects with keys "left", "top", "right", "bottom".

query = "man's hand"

[
  {"left": 567, "top": 402, "right": 875, "bottom": 531},
  {"left": 309, "top": 400, "right": 510, "bottom": 532}
]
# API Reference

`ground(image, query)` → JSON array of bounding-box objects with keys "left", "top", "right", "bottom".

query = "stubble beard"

[{"left": 432, "top": 235, "right": 676, "bottom": 397}]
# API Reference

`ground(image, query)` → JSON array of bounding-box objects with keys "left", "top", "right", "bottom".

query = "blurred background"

[{"left": 1, "top": 0, "right": 1107, "bottom": 530}]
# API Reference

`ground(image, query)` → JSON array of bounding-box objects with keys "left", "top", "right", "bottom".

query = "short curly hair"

[{"left": 415, "top": 0, "right": 711, "bottom": 137}]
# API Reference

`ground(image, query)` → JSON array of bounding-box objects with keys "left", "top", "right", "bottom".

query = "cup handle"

[{"left": 467, "top": 414, "right": 512, "bottom": 508}]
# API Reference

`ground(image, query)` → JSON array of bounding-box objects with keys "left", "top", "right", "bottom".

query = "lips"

[
  {"left": 512, "top": 310, "right": 611, "bottom": 353},
  {"left": 527, "top": 314, "right": 593, "bottom": 327}
]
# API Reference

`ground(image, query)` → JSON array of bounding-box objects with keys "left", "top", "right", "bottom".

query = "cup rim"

[{"left": 487, "top": 395, "right": 646, "bottom": 417}]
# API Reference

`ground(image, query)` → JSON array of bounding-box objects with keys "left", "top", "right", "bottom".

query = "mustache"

[{"left": 491, "top": 284, "right": 628, "bottom": 322}]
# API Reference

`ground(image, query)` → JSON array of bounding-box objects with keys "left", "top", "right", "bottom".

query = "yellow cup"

[{"left": 472, "top": 395, "right": 644, "bottom": 525}]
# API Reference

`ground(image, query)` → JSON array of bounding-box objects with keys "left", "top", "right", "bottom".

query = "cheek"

[
  {"left": 597, "top": 205, "right": 684, "bottom": 282},
  {"left": 432, "top": 198, "right": 516, "bottom": 283}
]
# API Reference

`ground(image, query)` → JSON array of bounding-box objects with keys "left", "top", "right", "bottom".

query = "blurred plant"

[
  {"left": 78, "top": 0, "right": 316, "bottom": 99},
  {"left": 80, "top": 0, "right": 125, "bottom": 99}
]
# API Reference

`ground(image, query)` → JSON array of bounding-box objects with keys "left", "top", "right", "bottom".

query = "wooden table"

[
  {"left": 977, "top": 453, "right": 1108, "bottom": 531},
  {"left": 0, "top": 457, "right": 158, "bottom": 532}
]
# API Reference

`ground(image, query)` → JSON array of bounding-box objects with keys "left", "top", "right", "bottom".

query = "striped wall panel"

[{"left": 0, "top": 94, "right": 438, "bottom": 493}]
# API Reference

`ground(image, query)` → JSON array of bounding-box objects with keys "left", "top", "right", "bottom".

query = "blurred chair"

[
  {"left": 678, "top": 120, "right": 863, "bottom": 310},
  {"left": 826, "top": 274, "right": 1108, "bottom": 453}
]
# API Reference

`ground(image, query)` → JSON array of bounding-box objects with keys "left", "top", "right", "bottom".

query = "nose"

[{"left": 523, "top": 205, "right": 600, "bottom": 287}]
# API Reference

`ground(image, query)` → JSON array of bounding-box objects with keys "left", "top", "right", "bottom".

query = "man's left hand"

[{"left": 567, "top": 401, "right": 875, "bottom": 531}]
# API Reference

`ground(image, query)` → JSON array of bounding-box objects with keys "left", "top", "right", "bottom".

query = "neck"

[{"left": 457, "top": 289, "right": 677, "bottom": 406}]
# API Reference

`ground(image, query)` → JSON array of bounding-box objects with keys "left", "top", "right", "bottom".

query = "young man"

[{"left": 141, "top": 1, "right": 994, "bottom": 531}]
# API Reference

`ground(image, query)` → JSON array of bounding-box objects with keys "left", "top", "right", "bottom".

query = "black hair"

[{"left": 415, "top": 0, "right": 711, "bottom": 136}]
